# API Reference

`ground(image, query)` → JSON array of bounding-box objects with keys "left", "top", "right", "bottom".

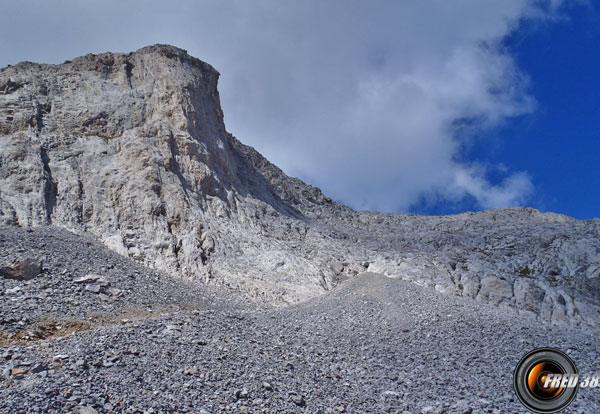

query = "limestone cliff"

[{"left": 1, "top": 45, "right": 599, "bottom": 327}]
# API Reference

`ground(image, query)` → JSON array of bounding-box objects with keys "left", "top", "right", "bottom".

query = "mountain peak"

[
  {"left": 2, "top": 43, "right": 217, "bottom": 76},
  {"left": 1, "top": 46, "right": 599, "bottom": 328}
]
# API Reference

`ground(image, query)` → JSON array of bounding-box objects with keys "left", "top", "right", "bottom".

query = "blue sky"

[
  {"left": 497, "top": 4, "right": 600, "bottom": 220},
  {"left": 0, "top": 1, "right": 598, "bottom": 219},
  {"left": 415, "top": 2, "right": 599, "bottom": 219}
]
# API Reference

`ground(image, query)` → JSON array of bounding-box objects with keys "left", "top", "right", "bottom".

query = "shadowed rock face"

[{"left": 0, "top": 45, "right": 599, "bottom": 327}]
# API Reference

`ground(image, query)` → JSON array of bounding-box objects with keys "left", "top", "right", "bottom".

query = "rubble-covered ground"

[{"left": 2, "top": 225, "right": 599, "bottom": 413}]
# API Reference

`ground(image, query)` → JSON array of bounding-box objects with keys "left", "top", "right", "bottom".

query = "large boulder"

[{"left": 0, "top": 256, "right": 43, "bottom": 280}]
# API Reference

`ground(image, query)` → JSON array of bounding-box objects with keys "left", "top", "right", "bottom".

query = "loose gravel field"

[{"left": 2, "top": 225, "right": 599, "bottom": 413}]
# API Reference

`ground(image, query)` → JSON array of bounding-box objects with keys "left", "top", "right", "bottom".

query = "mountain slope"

[
  {"left": 1, "top": 45, "right": 599, "bottom": 327},
  {"left": 2, "top": 225, "right": 599, "bottom": 413}
]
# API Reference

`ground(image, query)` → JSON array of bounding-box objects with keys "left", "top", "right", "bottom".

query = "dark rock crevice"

[
  {"left": 0, "top": 79, "right": 23, "bottom": 95},
  {"left": 40, "top": 147, "right": 57, "bottom": 224}
]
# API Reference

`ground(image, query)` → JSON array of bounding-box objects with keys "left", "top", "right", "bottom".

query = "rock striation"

[{"left": 1, "top": 45, "right": 599, "bottom": 327}]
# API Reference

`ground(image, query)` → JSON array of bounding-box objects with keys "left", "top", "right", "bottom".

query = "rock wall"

[{"left": 1, "top": 45, "right": 599, "bottom": 327}]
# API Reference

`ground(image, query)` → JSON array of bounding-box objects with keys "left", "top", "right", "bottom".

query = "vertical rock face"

[
  {"left": 0, "top": 45, "right": 343, "bottom": 303},
  {"left": 1, "top": 45, "right": 599, "bottom": 327}
]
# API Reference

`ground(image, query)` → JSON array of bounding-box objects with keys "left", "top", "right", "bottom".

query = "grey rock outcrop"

[{"left": 1, "top": 45, "right": 599, "bottom": 327}]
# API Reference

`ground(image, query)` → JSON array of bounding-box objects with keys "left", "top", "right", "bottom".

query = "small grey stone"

[
  {"left": 73, "top": 274, "right": 100, "bottom": 284},
  {"left": 290, "top": 394, "right": 305, "bottom": 407},
  {"left": 164, "top": 324, "right": 181, "bottom": 333},
  {"left": 74, "top": 406, "right": 98, "bottom": 414},
  {"left": 329, "top": 260, "right": 344, "bottom": 275},
  {"left": 2, "top": 364, "right": 14, "bottom": 378},
  {"left": 85, "top": 284, "right": 101, "bottom": 294},
  {"left": 108, "top": 287, "right": 122, "bottom": 296},
  {"left": 30, "top": 363, "right": 46, "bottom": 374},
  {"left": 234, "top": 389, "right": 249, "bottom": 399}
]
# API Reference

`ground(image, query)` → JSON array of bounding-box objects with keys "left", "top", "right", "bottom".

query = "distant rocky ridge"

[{"left": 1, "top": 45, "right": 599, "bottom": 327}]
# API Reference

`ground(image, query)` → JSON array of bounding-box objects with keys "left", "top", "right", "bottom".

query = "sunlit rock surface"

[{"left": 1, "top": 45, "right": 598, "bottom": 327}]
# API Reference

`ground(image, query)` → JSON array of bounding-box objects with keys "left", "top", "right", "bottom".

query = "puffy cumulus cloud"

[
  {"left": 448, "top": 168, "right": 534, "bottom": 209},
  {"left": 192, "top": 1, "right": 545, "bottom": 212},
  {"left": 0, "top": 0, "right": 572, "bottom": 212}
]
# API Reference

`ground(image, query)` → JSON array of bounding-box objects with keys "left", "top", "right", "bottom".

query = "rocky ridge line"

[{"left": 0, "top": 45, "right": 599, "bottom": 328}]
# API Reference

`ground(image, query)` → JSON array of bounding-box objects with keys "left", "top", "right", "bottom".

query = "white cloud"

[
  {"left": 0, "top": 0, "right": 570, "bottom": 212},
  {"left": 195, "top": 1, "right": 543, "bottom": 212},
  {"left": 449, "top": 167, "right": 534, "bottom": 209}
]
